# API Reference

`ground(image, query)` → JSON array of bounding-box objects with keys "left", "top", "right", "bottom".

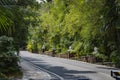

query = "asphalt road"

[{"left": 20, "top": 51, "right": 117, "bottom": 80}]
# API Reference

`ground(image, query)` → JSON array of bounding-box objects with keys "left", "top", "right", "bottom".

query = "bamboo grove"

[{"left": 27, "top": 0, "right": 120, "bottom": 67}]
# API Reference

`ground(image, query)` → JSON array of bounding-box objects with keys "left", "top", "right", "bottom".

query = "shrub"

[
  {"left": 0, "top": 36, "right": 19, "bottom": 77},
  {"left": 110, "top": 50, "right": 120, "bottom": 67}
]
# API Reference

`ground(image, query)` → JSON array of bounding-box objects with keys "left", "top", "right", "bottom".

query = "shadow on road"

[{"left": 22, "top": 57, "right": 96, "bottom": 80}]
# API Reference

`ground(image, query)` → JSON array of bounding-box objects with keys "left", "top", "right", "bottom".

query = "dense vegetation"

[
  {"left": 0, "top": 36, "right": 19, "bottom": 79},
  {"left": 0, "top": 0, "right": 39, "bottom": 79},
  {"left": 0, "top": 0, "right": 120, "bottom": 78},
  {"left": 27, "top": 0, "right": 120, "bottom": 67}
]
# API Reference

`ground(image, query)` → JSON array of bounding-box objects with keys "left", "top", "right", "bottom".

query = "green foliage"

[
  {"left": 110, "top": 50, "right": 120, "bottom": 67},
  {"left": 0, "top": 0, "right": 42, "bottom": 78},
  {"left": 0, "top": 6, "right": 14, "bottom": 34},
  {"left": 0, "top": 36, "right": 19, "bottom": 77},
  {"left": 26, "top": 0, "right": 120, "bottom": 66}
]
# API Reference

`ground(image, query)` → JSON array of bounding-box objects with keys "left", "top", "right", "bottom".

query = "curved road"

[{"left": 20, "top": 51, "right": 117, "bottom": 80}]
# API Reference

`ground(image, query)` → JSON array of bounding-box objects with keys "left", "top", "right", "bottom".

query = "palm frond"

[{"left": 0, "top": 6, "right": 14, "bottom": 33}]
